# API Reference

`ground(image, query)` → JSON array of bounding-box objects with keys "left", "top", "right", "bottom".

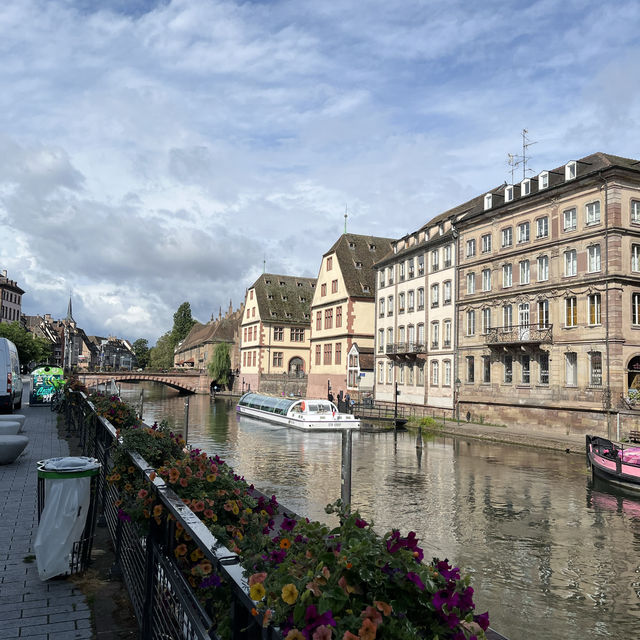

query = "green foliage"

[
  {"left": 0, "top": 321, "right": 52, "bottom": 366},
  {"left": 132, "top": 338, "right": 150, "bottom": 369},
  {"left": 171, "top": 302, "right": 197, "bottom": 348},
  {"left": 149, "top": 331, "right": 174, "bottom": 370},
  {"left": 207, "top": 342, "right": 231, "bottom": 386}
]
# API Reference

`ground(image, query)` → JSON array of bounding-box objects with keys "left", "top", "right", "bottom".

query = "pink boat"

[{"left": 586, "top": 435, "right": 640, "bottom": 489}]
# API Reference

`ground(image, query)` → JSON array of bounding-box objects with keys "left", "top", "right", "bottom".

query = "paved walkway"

[{"left": 0, "top": 387, "right": 92, "bottom": 640}]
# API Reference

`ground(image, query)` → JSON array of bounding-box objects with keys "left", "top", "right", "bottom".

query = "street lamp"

[
  {"left": 455, "top": 378, "right": 462, "bottom": 425},
  {"left": 327, "top": 379, "right": 332, "bottom": 401}
]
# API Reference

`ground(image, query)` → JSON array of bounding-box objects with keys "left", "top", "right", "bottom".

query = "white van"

[{"left": 0, "top": 337, "right": 23, "bottom": 413}]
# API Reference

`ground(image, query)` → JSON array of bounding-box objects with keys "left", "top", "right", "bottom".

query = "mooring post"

[
  {"left": 139, "top": 389, "right": 144, "bottom": 420},
  {"left": 341, "top": 429, "right": 352, "bottom": 509},
  {"left": 416, "top": 426, "right": 423, "bottom": 450},
  {"left": 184, "top": 396, "right": 190, "bottom": 444}
]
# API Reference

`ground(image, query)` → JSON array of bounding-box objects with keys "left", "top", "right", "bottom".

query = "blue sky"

[{"left": 1, "top": 0, "right": 639, "bottom": 343}]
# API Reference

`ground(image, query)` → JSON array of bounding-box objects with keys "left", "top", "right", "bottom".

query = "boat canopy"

[{"left": 238, "top": 392, "right": 300, "bottom": 416}]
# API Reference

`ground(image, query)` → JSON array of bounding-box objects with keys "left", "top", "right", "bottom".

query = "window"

[
  {"left": 324, "top": 308, "right": 333, "bottom": 329},
  {"left": 274, "top": 327, "right": 284, "bottom": 341},
  {"left": 505, "top": 185, "right": 514, "bottom": 202},
  {"left": 323, "top": 343, "right": 332, "bottom": 365},
  {"left": 417, "top": 288, "right": 425, "bottom": 310},
  {"left": 565, "top": 161, "right": 577, "bottom": 180},
  {"left": 418, "top": 364, "right": 425, "bottom": 386},
  {"left": 466, "top": 356, "right": 475, "bottom": 383},
  {"left": 481, "top": 234, "right": 492, "bottom": 253},
  {"left": 315, "top": 345, "right": 321, "bottom": 365},
  {"left": 316, "top": 310, "right": 322, "bottom": 330},
  {"left": 539, "top": 353, "right": 549, "bottom": 384},
  {"left": 431, "top": 284, "right": 439, "bottom": 307},
  {"left": 336, "top": 306, "right": 342, "bottom": 327},
  {"left": 466, "top": 310, "right": 475, "bottom": 336},
  {"left": 407, "top": 324, "right": 415, "bottom": 346},
  {"left": 539, "top": 171, "right": 549, "bottom": 189},
  {"left": 564, "top": 250, "right": 577, "bottom": 277},
  {"left": 565, "top": 352, "right": 577, "bottom": 386},
  {"left": 563, "top": 208, "right": 577, "bottom": 232},
  {"left": 443, "top": 245, "right": 452, "bottom": 268},
  {"left": 387, "top": 266, "right": 394, "bottom": 284},
  {"left": 632, "top": 200, "right": 640, "bottom": 224},
  {"left": 321, "top": 283, "right": 327, "bottom": 296},
  {"left": 503, "top": 355, "right": 513, "bottom": 383},
  {"left": 250, "top": 290, "right": 254, "bottom": 299},
  {"left": 482, "top": 308, "right": 491, "bottom": 334},
  {"left": 501, "top": 227, "right": 513, "bottom": 248},
  {"left": 379, "top": 271, "right": 385, "bottom": 288},
  {"left": 398, "top": 364, "right": 405, "bottom": 384},
  {"left": 565, "top": 297, "right": 577, "bottom": 327},
  {"left": 521, "top": 178, "right": 531, "bottom": 196},
  {"left": 588, "top": 293, "right": 601, "bottom": 325},
  {"left": 537, "top": 255, "right": 549, "bottom": 282},
  {"left": 443, "top": 320, "right": 451, "bottom": 348},
  {"left": 503, "top": 304, "right": 513, "bottom": 329},
  {"left": 588, "top": 245, "right": 601, "bottom": 272},
  {"left": 326, "top": 256, "right": 333, "bottom": 270},
  {"left": 426, "top": 360, "right": 437, "bottom": 386},
  {"left": 387, "top": 327, "right": 394, "bottom": 348},
  {"left": 517, "top": 222, "right": 530, "bottom": 243},
  {"left": 378, "top": 298, "right": 385, "bottom": 318},
  {"left": 398, "top": 325, "right": 405, "bottom": 344},
  {"left": 431, "top": 322, "right": 439, "bottom": 349},
  {"left": 536, "top": 216, "right": 549, "bottom": 239},
  {"left": 467, "top": 272, "right": 475, "bottom": 294},
  {"left": 484, "top": 193, "right": 492, "bottom": 210},
  {"left": 399, "top": 262, "right": 405, "bottom": 281},
  {"left": 335, "top": 343, "right": 342, "bottom": 365},
  {"left": 586, "top": 201, "right": 601, "bottom": 225},
  {"left": 378, "top": 329, "right": 384, "bottom": 353},
  {"left": 482, "top": 355, "right": 491, "bottom": 383},
  {"left": 417, "top": 254, "right": 425, "bottom": 275},
  {"left": 273, "top": 352, "right": 283, "bottom": 367},
  {"left": 633, "top": 293, "right": 640, "bottom": 325},
  {"left": 521, "top": 355, "right": 530, "bottom": 384},
  {"left": 252, "top": 352, "right": 256, "bottom": 366},
  {"left": 503, "top": 263, "right": 512, "bottom": 288},
  {"left": 417, "top": 323, "right": 425, "bottom": 346},
  {"left": 407, "top": 290, "right": 414, "bottom": 312},
  {"left": 408, "top": 365, "right": 414, "bottom": 386},
  {"left": 482, "top": 268, "right": 491, "bottom": 291},
  {"left": 443, "top": 281, "right": 452, "bottom": 304},
  {"left": 387, "top": 362, "right": 393, "bottom": 383},
  {"left": 444, "top": 360, "right": 451, "bottom": 386},
  {"left": 387, "top": 295, "right": 394, "bottom": 316},
  {"left": 291, "top": 328, "right": 305, "bottom": 342},
  {"left": 431, "top": 250, "right": 439, "bottom": 272},
  {"left": 331, "top": 279, "right": 338, "bottom": 293},
  {"left": 466, "top": 239, "right": 476, "bottom": 258},
  {"left": 589, "top": 352, "right": 602, "bottom": 386},
  {"left": 519, "top": 260, "right": 530, "bottom": 284},
  {"left": 632, "top": 244, "right": 640, "bottom": 272},
  {"left": 378, "top": 361, "right": 384, "bottom": 384},
  {"left": 398, "top": 292, "right": 405, "bottom": 313},
  {"left": 408, "top": 258, "right": 414, "bottom": 278},
  {"left": 538, "top": 300, "right": 549, "bottom": 328}
]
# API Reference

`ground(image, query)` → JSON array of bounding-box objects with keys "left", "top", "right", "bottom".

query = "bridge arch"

[{"left": 80, "top": 373, "right": 201, "bottom": 395}]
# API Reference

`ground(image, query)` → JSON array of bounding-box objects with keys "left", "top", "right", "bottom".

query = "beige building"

[
  {"left": 374, "top": 217, "right": 457, "bottom": 409},
  {"left": 455, "top": 152, "right": 640, "bottom": 437},
  {"left": 307, "top": 233, "right": 393, "bottom": 399},
  {"left": 240, "top": 274, "right": 316, "bottom": 395},
  {"left": 0, "top": 269, "right": 24, "bottom": 324}
]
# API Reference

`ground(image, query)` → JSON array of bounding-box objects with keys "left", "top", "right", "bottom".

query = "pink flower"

[{"left": 313, "top": 625, "right": 333, "bottom": 640}]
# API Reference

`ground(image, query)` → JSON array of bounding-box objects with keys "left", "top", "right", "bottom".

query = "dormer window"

[
  {"left": 538, "top": 171, "right": 549, "bottom": 190},
  {"left": 504, "top": 185, "right": 514, "bottom": 202},
  {"left": 279, "top": 281, "right": 285, "bottom": 286},
  {"left": 299, "top": 296, "right": 306, "bottom": 302},
  {"left": 363, "top": 285, "right": 370, "bottom": 293},
  {"left": 484, "top": 193, "right": 493, "bottom": 210},
  {"left": 521, "top": 178, "right": 531, "bottom": 196},
  {"left": 265, "top": 279, "right": 271, "bottom": 285},
  {"left": 565, "top": 161, "right": 577, "bottom": 181},
  {"left": 349, "top": 242, "right": 356, "bottom": 249},
  {"left": 355, "top": 261, "right": 363, "bottom": 269},
  {"left": 369, "top": 243, "right": 376, "bottom": 251},
  {"left": 268, "top": 294, "right": 274, "bottom": 300},
  {"left": 281, "top": 295, "right": 288, "bottom": 301},
  {"left": 439, "top": 223, "right": 444, "bottom": 236},
  {"left": 297, "top": 282, "right": 303, "bottom": 287},
  {"left": 271, "top": 311, "right": 277, "bottom": 317}
]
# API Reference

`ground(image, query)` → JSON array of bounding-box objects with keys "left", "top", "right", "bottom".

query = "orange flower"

[
  {"left": 343, "top": 633, "right": 358, "bottom": 640},
  {"left": 285, "top": 630, "right": 305, "bottom": 640},
  {"left": 361, "top": 606, "right": 382, "bottom": 627},
  {"left": 149, "top": 471, "right": 156, "bottom": 481},
  {"left": 192, "top": 500, "right": 205, "bottom": 512},
  {"left": 153, "top": 505, "right": 163, "bottom": 518},
  {"left": 358, "top": 618, "right": 377, "bottom": 640},
  {"left": 169, "top": 469, "right": 180, "bottom": 483},
  {"left": 179, "top": 478, "right": 188, "bottom": 488},
  {"left": 262, "top": 609, "right": 272, "bottom": 628},
  {"left": 174, "top": 544, "right": 187, "bottom": 557},
  {"left": 374, "top": 601, "right": 392, "bottom": 617},
  {"left": 251, "top": 608, "right": 258, "bottom": 617},
  {"left": 199, "top": 561, "right": 212, "bottom": 575},
  {"left": 346, "top": 562, "right": 353, "bottom": 569},
  {"left": 280, "top": 538, "right": 291, "bottom": 550}
]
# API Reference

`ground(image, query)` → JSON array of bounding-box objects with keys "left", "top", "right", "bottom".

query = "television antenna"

[{"left": 507, "top": 129, "right": 537, "bottom": 182}]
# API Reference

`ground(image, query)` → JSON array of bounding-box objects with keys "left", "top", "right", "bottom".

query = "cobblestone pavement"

[{"left": 0, "top": 387, "right": 93, "bottom": 640}]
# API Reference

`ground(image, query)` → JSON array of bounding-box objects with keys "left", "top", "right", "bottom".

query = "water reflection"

[{"left": 120, "top": 383, "right": 640, "bottom": 640}]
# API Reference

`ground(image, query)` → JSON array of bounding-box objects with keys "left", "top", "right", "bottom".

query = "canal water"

[{"left": 120, "top": 383, "right": 640, "bottom": 640}]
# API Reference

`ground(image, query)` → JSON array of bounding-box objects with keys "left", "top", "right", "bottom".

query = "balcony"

[
  {"left": 485, "top": 323, "right": 553, "bottom": 346},
  {"left": 386, "top": 342, "right": 426, "bottom": 356}
]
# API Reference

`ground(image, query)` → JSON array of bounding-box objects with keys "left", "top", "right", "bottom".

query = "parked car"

[{"left": 0, "top": 337, "right": 23, "bottom": 413}]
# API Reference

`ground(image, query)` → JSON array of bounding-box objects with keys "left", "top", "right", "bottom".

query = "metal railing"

[
  {"left": 385, "top": 342, "right": 426, "bottom": 355},
  {"left": 485, "top": 323, "right": 553, "bottom": 345},
  {"left": 64, "top": 392, "right": 281, "bottom": 640}
]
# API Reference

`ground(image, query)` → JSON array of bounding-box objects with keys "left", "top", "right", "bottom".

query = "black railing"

[
  {"left": 386, "top": 342, "right": 426, "bottom": 355},
  {"left": 485, "top": 323, "right": 553, "bottom": 345}
]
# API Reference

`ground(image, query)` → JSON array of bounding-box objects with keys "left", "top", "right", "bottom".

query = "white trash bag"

[{"left": 34, "top": 457, "right": 100, "bottom": 580}]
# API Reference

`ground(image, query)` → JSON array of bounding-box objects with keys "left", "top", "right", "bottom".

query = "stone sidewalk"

[{"left": 0, "top": 390, "right": 92, "bottom": 640}]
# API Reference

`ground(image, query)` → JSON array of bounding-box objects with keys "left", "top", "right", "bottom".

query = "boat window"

[{"left": 237, "top": 392, "right": 298, "bottom": 415}]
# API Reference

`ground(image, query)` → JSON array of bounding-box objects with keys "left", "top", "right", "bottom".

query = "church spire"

[{"left": 66, "top": 296, "right": 74, "bottom": 322}]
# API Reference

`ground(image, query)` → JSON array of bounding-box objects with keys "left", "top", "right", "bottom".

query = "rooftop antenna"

[
  {"left": 263, "top": 256, "right": 266, "bottom": 273},
  {"left": 344, "top": 205, "right": 348, "bottom": 234},
  {"left": 507, "top": 129, "right": 538, "bottom": 182}
]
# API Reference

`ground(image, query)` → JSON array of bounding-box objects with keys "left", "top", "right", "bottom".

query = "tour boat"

[
  {"left": 586, "top": 435, "right": 640, "bottom": 490},
  {"left": 236, "top": 392, "right": 360, "bottom": 431}
]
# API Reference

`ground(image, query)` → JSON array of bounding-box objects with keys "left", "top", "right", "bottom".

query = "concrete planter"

[{"left": 0, "top": 435, "right": 29, "bottom": 464}]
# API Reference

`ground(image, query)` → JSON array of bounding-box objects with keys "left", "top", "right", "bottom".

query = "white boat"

[{"left": 236, "top": 392, "right": 360, "bottom": 431}]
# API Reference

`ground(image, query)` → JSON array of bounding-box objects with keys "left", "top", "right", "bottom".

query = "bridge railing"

[{"left": 65, "top": 392, "right": 281, "bottom": 640}]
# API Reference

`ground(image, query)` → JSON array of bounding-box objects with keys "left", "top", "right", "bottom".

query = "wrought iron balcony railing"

[
  {"left": 485, "top": 323, "right": 553, "bottom": 345},
  {"left": 386, "top": 341, "right": 426, "bottom": 355}
]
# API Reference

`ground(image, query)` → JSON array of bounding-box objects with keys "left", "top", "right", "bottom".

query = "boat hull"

[
  {"left": 236, "top": 405, "right": 360, "bottom": 431},
  {"left": 586, "top": 435, "right": 640, "bottom": 490}
]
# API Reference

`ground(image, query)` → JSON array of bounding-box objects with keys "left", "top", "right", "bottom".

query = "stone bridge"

[{"left": 78, "top": 371, "right": 214, "bottom": 394}]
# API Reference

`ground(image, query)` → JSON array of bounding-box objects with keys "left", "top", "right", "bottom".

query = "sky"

[{"left": 1, "top": 0, "right": 640, "bottom": 344}]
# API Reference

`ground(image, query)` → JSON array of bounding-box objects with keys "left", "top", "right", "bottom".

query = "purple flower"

[
  {"left": 432, "top": 590, "right": 448, "bottom": 610},
  {"left": 199, "top": 574, "right": 222, "bottom": 588},
  {"left": 355, "top": 517, "right": 368, "bottom": 528},
  {"left": 302, "top": 605, "right": 336, "bottom": 638},
  {"left": 406, "top": 571, "right": 425, "bottom": 590},
  {"left": 281, "top": 517, "right": 297, "bottom": 531},
  {"left": 474, "top": 612, "right": 490, "bottom": 631},
  {"left": 436, "top": 559, "right": 461, "bottom": 582},
  {"left": 269, "top": 549, "right": 287, "bottom": 565},
  {"left": 117, "top": 508, "right": 131, "bottom": 523}
]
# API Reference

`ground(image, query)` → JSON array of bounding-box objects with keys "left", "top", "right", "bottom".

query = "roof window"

[
  {"left": 369, "top": 243, "right": 376, "bottom": 251},
  {"left": 265, "top": 279, "right": 271, "bottom": 284},
  {"left": 565, "top": 161, "right": 577, "bottom": 181},
  {"left": 504, "top": 185, "right": 514, "bottom": 202},
  {"left": 538, "top": 171, "right": 549, "bottom": 190},
  {"left": 279, "top": 281, "right": 285, "bottom": 286},
  {"left": 349, "top": 241, "right": 356, "bottom": 249},
  {"left": 363, "top": 285, "right": 370, "bottom": 293},
  {"left": 354, "top": 261, "right": 363, "bottom": 269},
  {"left": 484, "top": 193, "right": 493, "bottom": 210},
  {"left": 521, "top": 178, "right": 531, "bottom": 196}
]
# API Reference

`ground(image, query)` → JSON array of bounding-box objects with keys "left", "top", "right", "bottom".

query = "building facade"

[
  {"left": 307, "top": 233, "right": 393, "bottom": 399},
  {"left": 0, "top": 269, "right": 24, "bottom": 324},
  {"left": 240, "top": 274, "right": 316, "bottom": 395}
]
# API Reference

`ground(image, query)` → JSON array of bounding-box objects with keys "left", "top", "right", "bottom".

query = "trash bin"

[{"left": 34, "top": 456, "right": 101, "bottom": 580}]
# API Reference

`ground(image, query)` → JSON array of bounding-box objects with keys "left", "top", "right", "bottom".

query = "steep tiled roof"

[
  {"left": 176, "top": 308, "right": 243, "bottom": 354},
  {"left": 251, "top": 273, "right": 316, "bottom": 325},
  {"left": 326, "top": 234, "right": 394, "bottom": 298}
]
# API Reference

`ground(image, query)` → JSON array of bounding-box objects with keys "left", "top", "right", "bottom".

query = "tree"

[
  {"left": 149, "top": 331, "right": 174, "bottom": 370},
  {"left": 207, "top": 342, "right": 232, "bottom": 388},
  {"left": 0, "top": 321, "right": 52, "bottom": 367},
  {"left": 132, "top": 338, "right": 150, "bottom": 369},
  {"left": 171, "top": 302, "right": 197, "bottom": 349}
]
